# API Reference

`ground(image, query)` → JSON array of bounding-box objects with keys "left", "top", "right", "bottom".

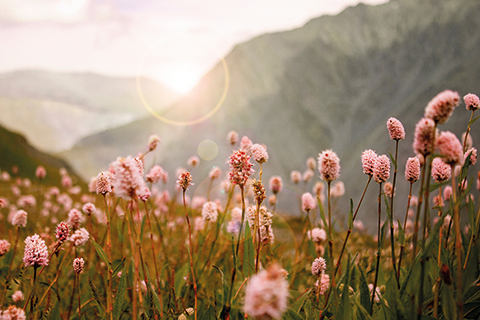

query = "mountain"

[
  {"left": 61, "top": 0, "right": 480, "bottom": 223},
  {"left": 0, "top": 70, "right": 180, "bottom": 152},
  {"left": 0, "top": 124, "right": 83, "bottom": 186}
]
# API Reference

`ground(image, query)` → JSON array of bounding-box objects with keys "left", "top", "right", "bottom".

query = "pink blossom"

[
  {"left": 432, "top": 158, "right": 452, "bottom": 183},
  {"left": 227, "top": 130, "right": 238, "bottom": 146},
  {"left": 96, "top": 171, "right": 112, "bottom": 195},
  {"left": 290, "top": 170, "right": 302, "bottom": 184},
  {"left": 240, "top": 136, "right": 253, "bottom": 155},
  {"left": 307, "top": 228, "right": 327, "bottom": 243},
  {"left": 201, "top": 202, "right": 218, "bottom": 222},
  {"left": 301, "top": 193, "right": 316, "bottom": 212},
  {"left": 208, "top": 167, "right": 222, "bottom": 180},
  {"left": 177, "top": 171, "right": 193, "bottom": 191},
  {"left": 73, "top": 257, "right": 85, "bottom": 274},
  {"left": 387, "top": 117, "right": 405, "bottom": 140},
  {"left": 11, "top": 290, "right": 24, "bottom": 302},
  {"left": 269, "top": 176, "right": 283, "bottom": 194},
  {"left": 251, "top": 144, "right": 269, "bottom": 163},
  {"left": 413, "top": 118, "right": 436, "bottom": 156},
  {"left": 148, "top": 135, "right": 161, "bottom": 151},
  {"left": 316, "top": 273, "right": 330, "bottom": 295},
  {"left": 443, "top": 186, "right": 453, "bottom": 200},
  {"left": 55, "top": 222, "right": 70, "bottom": 243},
  {"left": 23, "top": 234, "right": 49, "bottom": 267},
  {"left": 465, "top": 148, "right": 477, "bottom": 166},
  {"left": 268, "top": 195, "right": 277, "bottom": 206},
  {"left": 303, "top": 169, "right": 314, "bottom": 182},
  {"left": 311, "top": 257, "right": 327, "bottom": 276},
  {"left": 0, "top": 239, "right": 11, "bottom": 257},
  {"left": 331, "top": 181, "right": 345, "bottom": 198},
  {"left": 307, "top": 157, "right": 316, "bottom": 170},
  {"left": 191, "top": 196, "right": 207, "bottom": 211},
  {"left": 187, "top": 156, "right": 200, "bottom": 168},
  {"left": 67, "top": 209, "right": 83, "bottom": 230},
  {"left": 1, "top": 305, "right": 26, "bottom": 319},
  {"left": 244, "top": 264, "right": 288, "bottom": 320},
  {"left": 61, "top": 175, "right": 72, "bottom": 188},
  {"left": 405, "top": 157, "right": 421, "bottom": 183},
  {"left": 112, "top": 156, "right": 147, "bottom": 198},
  {"left": 464, "top": 93, "right": 480, "bottom": 111},
  {"left": 82, "top": 203, "right": 96, "bottom": 215},
  {"left": 69, "top": 228, "right": 89, "bottom": 247},
  {"left": 12, "top": 210, "right": 27, "bottom": 227},
  {"left": 424, "top": 90, "right": 460, "bottom": 124},
  {"left": 373, "top": 155, "right": 390, "bottom": 184},
  {"left": 146, "top": 165, "right": 165, "bottom": 184},
  {"left": 318, "top": 150, "right": 341, "bottom": 183},
  {"left": 313, "top": 181, "right": 324, "bottom": 198},
  {"left": 227, "top": 150, "right": 254, "bottom": 186},
  {"left": 361, "top": 149, "right": 377, "bottom": 176},
  {"left": 383, "top": 182, "right": 394, "bottom": 197},
  {"left": 35, "top": 166, "right": 46, "bottom": 180},
  {"left": 436, "top": 131, "right": 464, "bottom": 166}
]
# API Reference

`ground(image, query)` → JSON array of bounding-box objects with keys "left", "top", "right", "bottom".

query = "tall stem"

[
  {"left": 1, "top": 227, "right": 20, "bottom": 307},
  {"left": 398, "top": 183, "right": 413, "bottom": 280},
  {"left": 463, "top": 110, "right": 475, "bottom": 153},
  {"left": 433, "top": 187, "right": 443, "bottom": 318},
  {"left": 370, "top": 183, "right": 383, "bottom": 315},
  {"left": 451, "top": 165, "right": 463, "bottom": 319},
  {"left": 327, "top": 181, "right": 335, "bottom": 291},
  {"left": 103, "top": 194, "right": 113, "bottom": 320},
  {"left": 77, "top": 274, "right": 82, "bottom": 319},
  {"left": 412, "top": 161, "right": 427, "bottom": 259},
  {"left": 183, "top": 190, "right": 198, "bottom": 320}
]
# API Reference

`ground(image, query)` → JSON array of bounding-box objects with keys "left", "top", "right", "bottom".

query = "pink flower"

[
  {"left": 436, "top": 131, "right": 464, "bottom": 166},
  {"left": 244, "top": 264, "right": 288, "bottom": 320},
  {"left": 251, "top": 144, "right": 269, "bottom": 163},
  {"left": 383, "top": 182, "right": 394, "bottom": 197},
  {"left": 55, "top": 222, "right": 70, "bottom": 243},
  {"left": 387, "top": 117, "right": 405, "bottom": 140},
  {"left": 465, "top": 148, "right": 478, "bottom": 166},
  {"left": 0, "top": 239, "right": 11, "bottom": 257},
  {"left": 67, "top": 209, "right": 83, "bottom": 230},
  {"left": 424, "top": 90, "right": 460, "bottom": 124},
  {"left": 73, "top": 257, "right": 85, "bottom": 274},
  {"left": 463, "top": 132, "right": 473, "bottom": 150},
  {"left": 303, "top": 169, "right": 314, "bottom": 182},
  {"left": 208, "top": 167, "right": 222, "bottom": 180},
  {"left": 23, "top": 234, "right": 49, "bottom": 267},
  {"left": 240, "top": 136, "right": 253, "bottom": 155},
  {"left": 331, "top": 181, "right": 345, "bottom": 198},
  {"left": 290, "top": 170, "right": 302, "bottom": 184},
  {"left": 11, "top": 290, "right": 24, "bottom": 302},
  {"left": 464, "top": 93, "right": 480, "bottom": 111},
  {"left": 301, "top": 193, "right": 316, "bottom": 212},
  {"left": 313, "top": 181, "right": 324, "bottom": 198},
  {"left": 311, "top": 257, "right": 327, "bottom": 276},
  {"left": 177, "top": 171, "right": 193, "bottom": 191},
  {"left": 373, "top": 155, "right": 390, "bottom": 184},
  {"left": 61, "top": 175, "right": 72, "bottom": 188},
  {"left": 444, "top": 186, "right": 453, "bottom": 200},
  {"left": 187, "top": 156, "right": 200, "bottom": 168},
  {"left": 307, "top": 157, "right": 316, "bottom": 170},
  {"left": 69, "top": 228, "right": 89, "bottom": 247},
  {"left": 82, "top": 203, "right": 96, "bottom": 215},
  {"left": 148, "top": 135, "right": 161, "bottom": 151},
  {"left": 269, "top": 176, "right": 283, "bottom": 194},
  {"left": 12, "top": 210, "right": 27, "bottom": 227},
  {"left": 1, "top": 306, "right": 26, "bottom": 319},
  {"left": 405, "top": 157, "right": 421, "bottom": 183},
  {"left": 413, "top": 118, "right": 436, "bottom": 156},
  {"left": 432, "top": 158, "right": 452, "bottom": 183},
  {"left": 316, "top": 273, "right": 330, "bottom": 295},
  {"left": 227, "top": 130, "right": 238, "bottom": 146},
  {"left": 307, "top": 228, "right": 327, "bottom": 243},
  {"left": 146, "top": 165, "right": 165, "bottom": 184},
  {"left": 96, "top": 171, "right": 112, "bottom": 195},
  {"left": 201, "top": 202, "right": 218, "bottom": 222},
  {"left": 318, "top": 150, "right": 341, "bottom": 183},
  {"left": 227, "top": 150, "right": 254, "bottom": 186},
  {"left": 361, "top": 149, "right": 377, "bottom": 176},
  {"left": 112, "top": 156, "right": 147, "bottom": 199},
  {"left": 35, "top": 166, "right": 46, "bottom": 180}
]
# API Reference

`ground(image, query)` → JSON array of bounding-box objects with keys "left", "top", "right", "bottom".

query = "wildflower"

[
  {"left": 1, "top": 306, "right": 26, "bottom": 320},
  {"left": 311, "top": 257, "right": 327, "bottom": 276},
  {"left": 0, "top": 240, "right": 11, "bottom": 257},
  {"left": 361, "top": 149, "right": 377, "bottom": 176},
  {"left": 413, "top": 118, "right": 436, "bottom": 156},
  {"left": 405, "top": 157, "right": 421, "bottom": 183},
  {"left": 318, "top": 150, "right": 341, "bottom": 183},
  {"left": 269, "top": 176, "right": 283, "bottom": 194},
  {"left": 82, "top": 203, "right": 96, "bottom": 216},
  {"left": 227, "top": 130, "right": 238, "bottom": 146},
  {"left": 368, "top": 284, "right": 382, "bottom": 303},
  {"left": 436, "top": 131, "right": 464, "bottom": 166},
  {"left": 11, "top": 290, "right": 24, "bottom": 302},
  {"left": 208, "top": 167, "right": 222, "bottom": 180},
  {"left": 387, "top": 117, "right": 405, "bottom": 140},
  {"left": 252, "top": 144, "right": 269, "bottom": 163},
  {"left": 69, "top": 228, "right": 89, "bottom": 247},
  {"left": 2, "top": 171, "right": 10, "bottom": 181},
  {"left": 464, "top": 93, "right": 480, "bottom": 111},
  {"left": 240, "top": 136, "right": 253, "bottom": 155},
  {"left": 260, "top": 225, "right": 274, "bottom": 243},
  {"left": 316, "top": 273, "right": 330, "bottom": 295},
  {"left": 96, "top": 171, "right": 112, "bottom": 195},
  {"left": 191, "top": 197, "right": 207, "bottom": 211},
  {"left": 67, "top": 209, "right": 83, "bottom": 230},
  {"left": 331, "top": 181, "right": 345, "bottom": 198},
  {"left": 301, "top": 193, "right": 316, "bottom": 212},
  {"left": 307, "top": 157, "right": 316, "bottom": 170},
  {"left": 35, "top": 166, "right": 46, "bottom": 180},
  {"left": 177, "top": 171, "right": 194, "bottom": 191},
  {"left": 148, "top": 135, "right": 161, "bottom": 151},
  {"left": 302, "top": 169, "right": 314, "bottom": 183},
  {"left": 383, "top": 182, "right": 394, "bottom": 197},
  {"left": 17, "top": 195, "right": 36, "bottom": 208},
  {"left": 187, "top": 156, "right": 199, "bottom": 168},
  {"left": 252, "top": 179, "right": 266, "bottom": 204},
  {"left": 444, "top": 186, "right": 453, "bottom": 200},
  {"left": 424, "top": 90, "right": 460, "bottom": 124},
  {"left": 23, "top": 234, "right": 49, "bottom": 267},
  {"left": 73, "top": 257, "right": 84, "bottom": 274},
  {"left": 268, "top": 195, "right": 277, "bottom": 206},
  {"left": 227, "top": 150, "right": 254, "bottom": 186},
  {"left": 373, "top": 155, "right": 390, "bottom": 184},
  {"left": 432, "top": 158, "right": 451, "bottom": 183},
  {"left": 463, "top": 132, "right": 473, "bottom": 150},
  {"left": 55, "top": 222, "right": 69, "bottom": 243},
  {"left": 146, "top": 165, "right": 165, "bottom": 184},
  {"left": 290, "top": 170, "right": 302, "bottom": 184},
  {"left": 201, "top": 202, "right": 218, "bottom": 223},
  {"left": 307, "top": 228, "right": 326, "bottom": 243},
  {"left": 12, "top": 210, "right": 27, "bottom": 227},
  {"left": 112, "top": 156, "right": 146, "bottom": 199},
  {"left": 353, "top": 220, "right": 364, "bottom": 231},
  {"left": 465, "top": 148, "right": 478, "bottom": 166},
  {"left": 244, "top": 264, "right": 288, "bottom": 319}
]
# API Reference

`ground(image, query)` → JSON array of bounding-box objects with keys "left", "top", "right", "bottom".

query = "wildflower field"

[{"left": 1, "top": 90, "right": 480, "bottom": 320}]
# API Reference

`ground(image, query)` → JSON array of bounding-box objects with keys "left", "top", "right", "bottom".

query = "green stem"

[{"left": 370, "top": 183, "right": 382, "bottom": 315}]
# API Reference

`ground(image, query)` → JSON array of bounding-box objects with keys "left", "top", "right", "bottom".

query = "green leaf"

[
  {"left": 116, "top": 218, "right": 124, "bottom": 243},
  {"left": 317, "top": 196, "right": 328, "bottom": 240},
  {"left": 389, "top": 152, "right": 398, "bottom": 170},
  {"left": 338, "top": 257, "right": 352, "bottom": 320},
  {"left": 140, "top": 213, "right": 147, "bottom": 240},
  {"left": 50, "top": 300, "right": 60, "bottom": 320},
  {"left": 242, "top": 222, "right": 255, "bottom": 278},
  {"left": 468, "top": 199, "right": 475, "bottom": 234},
  {"left": 175, "top": 263, "right": 189, "bottom": 296},
  {"left": 385, "top": 272, "right": 405, "bottom": 320},
  {"left": 441, "top": 284, "right": 456, "bottom": 320},
  {"left": 113, "top": 264, "right": 127, "bottom": 319},
  {"left": 290, "top": 288, "right": 312, "bottom": 313},
  {"left": 91, "top": 237, "right": 111, "bottom": 269},
  {"left": 213, "top": 265, "right": 229, "bottom": 306},
  {"left": 469, "top": 115, "right": 480, "bottom": 126},
  {"left": 378, "top": 220, "right": 388, "bottom": 252},
  {"left": 348, "top": 198, "right": 354, "bottom": 230},
  {"left": 200, "top": 305, "right": 215, "bottom": 320},
  {"left": 358, "top": 265, "right": 371, "bottom": 312},
  {"left": 397, "top": 219, "right": 405, "bottom": 246},
  {"left": 112, "top": 258, "right": 126, "bottom": 277},
  {"left": 282, "top": 308, "right": 304, "bottom": 320},
  {"left": 88, "top": 277, "right": 105, "bottom": 316},
  {"left": 144, "top": 262, "right": 162, "bottom": 317}
]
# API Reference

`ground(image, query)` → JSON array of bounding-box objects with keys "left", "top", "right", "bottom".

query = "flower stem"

[
  {"left": 397, "top": 182, "right": 413, "bottom": 280},
  {"left": 183, "top": 190, "right": 198, "bottom": 320},
  {"left": 390, "top": 141, "right": 399, "bottom": 287},
  {"left": 370, "top": 183, "right": 383, "bottom": 315},
  {"left": 451, "top": 165, "right": 464, "bottom": 319}
]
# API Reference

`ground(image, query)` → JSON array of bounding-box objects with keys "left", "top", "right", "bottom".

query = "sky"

[{"left": 0, "top": 0, "right": 388, "bottom": 94}]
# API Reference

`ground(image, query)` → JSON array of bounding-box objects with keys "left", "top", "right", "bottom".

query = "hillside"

[
  {"left": 0, "top": 70, "right": 180, "bottom": 152},
  {"left": 61, "top": 0, "right": 480, "bottom": 222}
]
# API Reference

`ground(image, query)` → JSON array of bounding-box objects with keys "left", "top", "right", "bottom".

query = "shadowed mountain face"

[
  {"left": 0, "top": 70, "right": 180, "bottom": 152},
  {"left": 62, "top": 0, "right": 480, "bottom": 225}
]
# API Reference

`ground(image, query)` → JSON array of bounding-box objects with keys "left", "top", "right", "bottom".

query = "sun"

[{"left": 153, "top": 61, "right": 205, "bottom": 95}]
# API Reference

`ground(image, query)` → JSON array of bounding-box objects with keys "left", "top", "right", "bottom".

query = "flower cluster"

[
  {"left": 23, "top": 234, "right": 49, "bottom": 267},
  {"left": 318, "top": 150, "right": 341, "bottom": 183},
  {"left": 227, "top": 150, "right": 254, "bottom": 186}
]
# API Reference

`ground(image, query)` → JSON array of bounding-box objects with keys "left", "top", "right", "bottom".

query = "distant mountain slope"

[
  {"left": 0, "top": 124, "right": 83, "bottom": 186},
  {"left": 61, "top": 0, "right": 480, "bottom": 221},
  {"left": 0, "top": 70, "right": 180, "bottom": 152}
]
